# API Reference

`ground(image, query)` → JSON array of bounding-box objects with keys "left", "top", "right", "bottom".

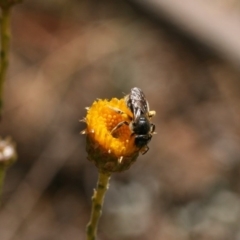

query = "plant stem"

[
  {"left": 0, "top": 165, "right": 6, "bottom": 205},
  {"left": 0, "top": 6, "right": 11, "bottom": 118},
  {"left": 86, "top": 171, "right": 111, "bottom": 240}
]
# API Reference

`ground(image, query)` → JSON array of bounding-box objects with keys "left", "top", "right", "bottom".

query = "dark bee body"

[
  {"left": 131, "top": 116, "right": 152, "bottom": 148},
  {"left": 111, "top": 87, "right": 155, "bottom": 154},
  {"left": 126, "top": 88, "right": 155, "bottom": 153}
]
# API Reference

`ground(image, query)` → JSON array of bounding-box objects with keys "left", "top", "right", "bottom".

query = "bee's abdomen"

[{"left": 134, "top": 134, "right": 152, "bottom": 148}]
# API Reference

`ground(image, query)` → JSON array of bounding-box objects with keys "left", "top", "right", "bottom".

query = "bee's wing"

[{"left": 130, "top": 88, "right": 149, "bottom": 118}]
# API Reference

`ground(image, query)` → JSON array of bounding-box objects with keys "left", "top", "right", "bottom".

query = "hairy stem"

[
  {"left": 86, "top": 171, "right": 111, "bottom": 240},
  {"left": 0, "top": 6, "right": 11, "bottom": 118}
]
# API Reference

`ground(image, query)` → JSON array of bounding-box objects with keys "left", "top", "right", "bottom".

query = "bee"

[{"left": 111, "top": 87, "right": 156, "bottom": 154}]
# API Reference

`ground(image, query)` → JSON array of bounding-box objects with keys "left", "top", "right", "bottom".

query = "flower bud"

[{"left": 81, "top": 98, "right": 139, "bottom": 173}]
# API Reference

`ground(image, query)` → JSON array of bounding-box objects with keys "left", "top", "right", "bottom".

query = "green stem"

[
  {"left": 0, "top": 165, "right": 6, "bottom": 205},
  {"left": 0, "top": 6, "right": 11, "bottom": 118},
  {"left": 86, "top": 171, "right": 111, "bottom": 240}
]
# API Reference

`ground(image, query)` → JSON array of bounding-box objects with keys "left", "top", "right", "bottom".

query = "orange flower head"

[{"left": 81, "top": 98, "right": 140, "bottom": 173}]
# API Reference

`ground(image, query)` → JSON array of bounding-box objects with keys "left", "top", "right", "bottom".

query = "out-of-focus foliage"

[{"left": 0, "top": 0, "right": 240, "bottom": 239}]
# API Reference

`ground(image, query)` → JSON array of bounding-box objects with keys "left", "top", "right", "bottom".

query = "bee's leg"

[
  {"left": 140, "top": 145, "right": 149, "bottom": 155},
  {"left": 111, "top": 121, "right": 129, "bottom": 134},
  {"left": 108, "top": 106, "right": 132, "bottom": 122},
  {"left": 150, "top": 123, "right": 156, "bottom": 134},
  {"left": 108, "top": 106, "right": 125, "bottom": 115},
  {"left": 148, "top": 110, "right": 156, "bottom": 118}
]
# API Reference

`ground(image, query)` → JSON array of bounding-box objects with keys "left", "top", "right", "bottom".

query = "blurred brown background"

[{"left": 1, "top": 0, "right": 240, "bottom": 239}]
